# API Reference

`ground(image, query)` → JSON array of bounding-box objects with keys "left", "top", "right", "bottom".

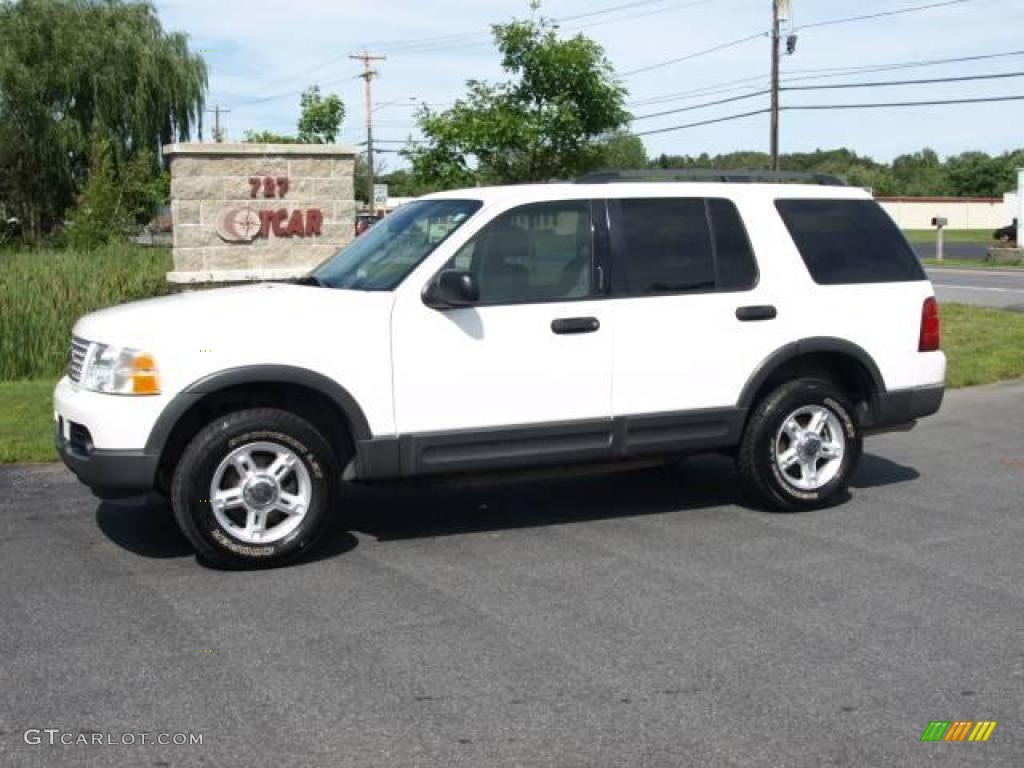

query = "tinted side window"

[
  {"left": 775, "top": 199, "right": 926, "bottom": 284},
  {"left": 618, "top": 198, "right": 714, "bottom": 294},
  {"left": 447, "top": 201, "right": 593, "bottom": 304},
  {"left": 615, "top": 198, "right": 757, "bottom": 295},
  {"left": 709, "top": 198, "right": 758, "bottom": 291}
]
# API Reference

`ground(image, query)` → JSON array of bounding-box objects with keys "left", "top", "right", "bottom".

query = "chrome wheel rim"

[
  {"left": 209, "top": 441, "right": 312, "bottom": 544},
  {"left": 774, "top": 405, "right": 846, "bottom": 491}
]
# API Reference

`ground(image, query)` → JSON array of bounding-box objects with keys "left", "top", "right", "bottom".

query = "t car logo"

[{"left": 216, "top": 206, "right": 261, "bottom": 243}]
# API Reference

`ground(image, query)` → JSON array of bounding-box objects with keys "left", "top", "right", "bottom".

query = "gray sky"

[{"left": 155, "top": 0, "right": 1024, "bottom": 166}]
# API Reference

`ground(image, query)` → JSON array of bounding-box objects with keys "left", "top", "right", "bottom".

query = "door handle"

[
  {"left": 551, "top": 316, "right": 600, "bottom": 335},
  {"left": 736, "top": 305, "right": 777, "bottom": 322}
]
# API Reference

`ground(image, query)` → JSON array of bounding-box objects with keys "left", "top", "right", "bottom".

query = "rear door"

[
  {"left": 773, "top": 197, "right": 941, "bottom": 390},
  {"left": 607, "top": 195, "right": 783, "bottom": 450}
]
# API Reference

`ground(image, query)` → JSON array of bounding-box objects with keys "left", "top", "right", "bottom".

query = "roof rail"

[{"left": 575, "top": 169, "right": 847, "bottom": 186}]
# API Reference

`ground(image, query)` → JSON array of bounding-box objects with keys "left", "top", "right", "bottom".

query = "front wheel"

[
  {"left": 737, "top": 379, "right": 862, "bottom": 511},
  {"left": 171, "top": 408, "right": 342, "bottom": 568}
]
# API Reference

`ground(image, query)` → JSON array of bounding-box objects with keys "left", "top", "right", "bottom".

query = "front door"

[{"left": 390, "top": 199, "right": 614, "bottom": 475}]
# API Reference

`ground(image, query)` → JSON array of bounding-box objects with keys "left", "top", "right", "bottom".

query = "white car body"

[{"left": 55, "top": 180, "right": 945, "bottom": 500}]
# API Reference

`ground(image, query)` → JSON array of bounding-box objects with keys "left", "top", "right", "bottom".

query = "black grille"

[{"left": 68, "top": 337, "right": 89, "bottom": 382}]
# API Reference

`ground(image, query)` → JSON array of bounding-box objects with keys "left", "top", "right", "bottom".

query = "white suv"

[{"left": 55, "top": 172, "right": 946, "bottom": 567}]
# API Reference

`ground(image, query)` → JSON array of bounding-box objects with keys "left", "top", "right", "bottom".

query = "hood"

[
  {"left": 75, "top": 282, "right": 391, "bottom": 345},
  {"left": 72, "top": 282, "right": 394, "bottom": 393}
]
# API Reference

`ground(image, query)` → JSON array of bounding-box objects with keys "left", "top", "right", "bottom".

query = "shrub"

[{"left": 65, "top": 144, "right": 168, "bottom": 249}]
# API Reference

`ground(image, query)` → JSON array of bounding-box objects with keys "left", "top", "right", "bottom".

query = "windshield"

[{"left": 312, "top": 199, "right": 482, "bottom": 290}]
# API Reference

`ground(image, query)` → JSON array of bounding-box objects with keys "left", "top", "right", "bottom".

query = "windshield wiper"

[
  {"left": 285, "top": 275, "right": 324, "bottom": 287},
  {"left": 646, "top": 281, "right": 715, "bottom": 293}
]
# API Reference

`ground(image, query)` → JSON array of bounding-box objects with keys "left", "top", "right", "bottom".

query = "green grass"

[
  {"left": 902, "top": 229, "right": 996, "bottom": 243},
  {"left": 0, "top": 380, "right": 57, "bottom": 463},
  {"left": 943, "top": 303, "right": 1024, "bottom": 388},
  {"left": 0, "top": 244, "right": 173, "bottom": 380},
  {"left": 921, "top": 258, "right": 1024, "bottom": 268}
]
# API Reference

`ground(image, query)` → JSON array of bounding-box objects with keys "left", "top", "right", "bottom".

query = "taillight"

[{"left": 919, "top": 297, "right": 941, "bottom": 352}]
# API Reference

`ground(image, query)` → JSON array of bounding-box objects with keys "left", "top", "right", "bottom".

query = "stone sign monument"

[{"left": 163, "top": 142, "right": 357, "bottom": 283}]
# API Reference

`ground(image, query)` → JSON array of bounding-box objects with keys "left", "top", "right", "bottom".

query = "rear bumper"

[{"left": 864, "top": 384, "right": 945, "bottom": 434}]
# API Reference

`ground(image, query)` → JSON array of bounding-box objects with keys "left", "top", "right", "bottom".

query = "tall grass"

[{"left": 0, "top": 244, "right": 174, "bottom": 380}]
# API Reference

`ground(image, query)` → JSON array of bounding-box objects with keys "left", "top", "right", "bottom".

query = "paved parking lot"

[{"left": 1, "top": 380, "right": 1023, "bottom": 767}]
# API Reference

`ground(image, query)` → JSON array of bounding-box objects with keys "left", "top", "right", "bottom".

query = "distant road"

[
  {"left": 912, "top": 241, "right": 991, "bottom": 261},
  {"left": 926, "top": 266, "right": 1024, "bottom": 311}
]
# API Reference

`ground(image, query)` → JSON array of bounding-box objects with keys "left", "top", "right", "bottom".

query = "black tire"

[
  {"left": 737, "top": 378, "right": 862, "bottom": 512},
  {"left": 171, "top": 408, "right": 342, "bottom": 568}
]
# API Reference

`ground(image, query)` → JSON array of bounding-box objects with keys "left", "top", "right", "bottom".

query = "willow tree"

[{"left": 0, "top": 0, "right": 207, "bottom": 241}]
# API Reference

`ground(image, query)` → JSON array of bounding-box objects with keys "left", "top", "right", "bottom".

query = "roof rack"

[{"left": 575, "top": 169, "right": 847, "bottom": 186}]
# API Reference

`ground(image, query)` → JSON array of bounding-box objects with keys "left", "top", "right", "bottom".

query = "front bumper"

[
  {"left": 54, "top": 377, "right": 161, "bottom": 498},
  {"left": 56, "top": 421, "right": 158, "bottom": 499}
]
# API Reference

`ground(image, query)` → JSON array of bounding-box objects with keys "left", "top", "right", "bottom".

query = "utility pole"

[
  {"left": 206, "top": 105, "right": 231, "bottom": 143},
  {"left": 770, "top": 0, "right": 781, "bottom": 171},
  {"left": 350, "top": 51, "right": 386, "bottom": 214}
]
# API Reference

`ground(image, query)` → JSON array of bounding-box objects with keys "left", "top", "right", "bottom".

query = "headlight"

[{"left": 81, "top": 342, "right": 161, "bottom": 395}]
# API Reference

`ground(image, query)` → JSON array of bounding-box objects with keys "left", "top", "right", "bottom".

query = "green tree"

[
  {"left": 297, "top": 86, "right": 345, "bottom": 144},
  {"left": 0, "top": 0, "right": 206, "bottom": 242},
  {"left": 243, "top": 130, "right": 299, "bottom": 144},
  {"left": 891, "top": 149, "right": 948, "bottom": 197},
  {"left": 406, "top": 8, "right": 629, "bottom": 186},
  {"left": 245, "top": 86, "right": 344, "bottom": 145},
  {"left": 944, "top": 151, "right": 1015, "bottom": 197},
  {"left": 596, "top": 132, "right": 648, "bottom": 170}
]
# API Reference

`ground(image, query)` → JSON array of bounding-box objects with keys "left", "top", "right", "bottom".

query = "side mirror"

[{"left": 424, "top": 269, "right": 479, "bottom": 308}]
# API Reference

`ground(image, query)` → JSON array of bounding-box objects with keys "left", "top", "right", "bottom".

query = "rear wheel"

[
  {"left": 737, "top": 379, "right": 862, "bottom": 511},
  {"left": 171, "top": 408, "right": 342, "bottom": 568}
]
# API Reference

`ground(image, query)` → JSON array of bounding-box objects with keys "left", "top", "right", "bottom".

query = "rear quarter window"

[{"left": 775, "top": 199, "right": 926, "bottom": 285}]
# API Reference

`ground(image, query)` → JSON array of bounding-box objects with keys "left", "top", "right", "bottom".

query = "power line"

[
  {"left": 557, "top": 0, "right": 686, "bottom": 23},
  {"left": 627, "top": 48, "right": 1024, "bottom": 107},
  {"left": 231, "top": 74, "right": 361, "bottom": 107},
  {"left": 785, "top": 48, "right": 1024, "bottom": 79},
  {"left": 633, "top": 93, "right": 1024, "bottom": 136},
  {"left": 632, "top": 89, "right": 769, "bottom": 120},
  {"left": 787, "top": 94, "right": 1024, "bottom": 110},
  {"left": 784, "top": 70, "right": 1024, "bottom": 91},
  {"left": 344, "top": 0, "right": 709, "bottom": 56},
  {"left": 561, "top": 0, "right": 711, "bottom": 31},
  {"left": 797, "top": 0, "right": 969, "bottom": 30},
  {"left": 375, "top": 0, "right": 712, "bottom": 55},
  {"left": 632, "top": 70, "right": 1024, "bottom": 122},
  {"left": 621, "top": 0, "right": 974, "bottom": 80},
  {"left": 635, "top": 108, "right": 771, "bottom": 136},
  {"left": 620, "top": 32, "right": 765, "bottom": 78}
]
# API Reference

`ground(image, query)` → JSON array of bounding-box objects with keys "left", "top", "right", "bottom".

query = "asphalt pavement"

[
  {"left": 912, "top": 241, "right": 992, "bottom": 262},
  {"left": 926, "top": 266, "right": 1024, "bottom": 311},
  {"left": 2, "top": 380, "right": 1024, "bottom": 767}
]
